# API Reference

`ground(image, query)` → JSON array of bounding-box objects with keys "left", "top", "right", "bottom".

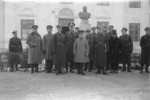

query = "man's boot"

[
  {"left": 122, "top": 64, "right": 126, "bottom": 72},
  {"left": 145, "top": 65, "right": 149, "bottom": 73},
  {"left": 102, "top": 66, "right": 108, "bottom": 75},
  {"left": 127, "top": 64, "right": 132, "bottom": 72},
  {"left": 31, "top": 64, "right": 34, "bottom": 73}
]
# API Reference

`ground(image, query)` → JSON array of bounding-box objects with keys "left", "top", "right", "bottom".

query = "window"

[
  {"left": 97, "top": 2, "right": 109, "bottom": 6},
  {"left": 21, "top": 19, "right": 34, "bottom": 40},
  {"left": 129, "top": 1, "right": 141, "bottom": 8},
  {"left": 129, "top": 23, "right": 140, "bottom": 42},
  {"left": 60, "top": 2, "right": 73, "bottom": 4},
  {"left": 97, "top": 22, "right": 109, "bottom": 32}
]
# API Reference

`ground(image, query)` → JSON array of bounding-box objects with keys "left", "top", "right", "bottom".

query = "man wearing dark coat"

[
  {"left": 119, "top": 27, "right": 133, "bottom": 72},
  {"left": 108, "top": 30, "right": 121, "bottom": 73},
  {"left": 26, "top": 25, "right": 42, "bottom": 73},
  {"left": 53, "top": 24, "right": 66, "bottom": 75},
  {"left": 9, "top": 30, "right": 23, "bottom": 72},
  {"left": 42, "top": 25, "right": 54, "bottom": 73},
  {"left": 94, "top": 27, "right": 108, "bottom": 75},
  {"left": 85, "top": 29, "right": 94, "bottom": 72},
  {"left": 105, "top": 25, "right": 114, "bottom": 70},
  {"left": 75, "top": 27, "right": 79, "bottom": 33},
  {"left": 140, "top": 27, "right": 150, "bottom": 73},
  {"left": 65, "top": 23, "right": 78, "bottom": 73},
  {"left": 91, "top": 26, "right": 97, "bottom": 38}
]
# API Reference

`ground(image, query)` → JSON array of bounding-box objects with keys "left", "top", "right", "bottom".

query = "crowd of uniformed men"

[{"left": 9, "top": 22, "right": 150, "bottom": 75}]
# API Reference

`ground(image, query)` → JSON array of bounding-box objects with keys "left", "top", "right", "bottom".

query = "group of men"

[{"left": 8, "top": 22, "right": 150, "bottom": 75}]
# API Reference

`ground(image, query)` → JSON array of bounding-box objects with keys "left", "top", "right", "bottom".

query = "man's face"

[
  {"left": 146, "top": 30, "right": 150, "bottom": 35},
  {"left": 13, "top": 32, "right": 17, "bottom": 37},
  {"left": 92, "top": 29, "right": 96, "bottom": 33},
  {"left": 121, "top": 30, "right": 126, "bottom": 35},
  {"left": 47, "top": 28, "right": 52, "bottom": 33},
  {"left": 109, "top": 27, "right": 113, "bottom": 32},
  {"left": 57, "top": 27, "right": 62, "bottom": 32},
  {"left": 79, "top": 33, "right": 84, "bottom": 38},
  {"left": 69, "top": 26, "right": 74, "bottom": 31},
  {"left": 32, "top": 28, "right": 37, "bottom": 32},
  {"left": 75, "top": 28, "right": 79, "bottom": 32},
  {"left": 86, "top": 31, "right": 91, "bottom": 34},
  {"left": 97, "top": 29, "right": 101, "bottom": 33}
]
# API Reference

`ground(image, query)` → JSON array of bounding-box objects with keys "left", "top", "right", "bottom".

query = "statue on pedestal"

[{"left": 79, "top": 6, "right": 91, "bottom": 30}]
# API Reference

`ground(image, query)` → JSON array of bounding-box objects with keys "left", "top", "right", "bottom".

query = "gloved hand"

[{"left": 42, "top": 50, "right": 46, "bottom": 54}]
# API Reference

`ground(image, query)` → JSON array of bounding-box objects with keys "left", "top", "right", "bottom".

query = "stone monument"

[{"left": 79, "top": 6, "right": 91, "bottom": 31}]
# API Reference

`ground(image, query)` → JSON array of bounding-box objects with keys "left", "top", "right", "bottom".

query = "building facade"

[{"left": 0, "top": 0, "right": 150, "bottom": 53}]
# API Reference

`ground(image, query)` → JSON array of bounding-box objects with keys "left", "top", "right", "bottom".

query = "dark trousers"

[
  {"left": 45, "top": 60, "right": 52, "bottom": 72},
  {"left": 9, "top": 53, "right": 20, "bottom": 71},
  {"left": 106, "top": 52, "right": 110, "bottom": 70},
  {"left": 96, "top": 65, "right": 106, "bottom": 73},
  {"left": 55, "top": 65, "right": 63, "bottom": 74},
  {"left": 84, "top": 63, "right": 88, "bottom": 71},
  {"left": 141, "top": 64, "right": 149, "bottom": 71},
  {"left": 111, "top": 63, "right": 118, "bottom": 71},
  {"left": 31, "top": 64, "right": 39, "bottom": 72},
  {"left": 76, "top": 63, "right": 84, "bottom": 74},
  {"left": 65, "top": 62, "right": 74, "bottom": 72},
  {"left": 84, "top": 61, "right": 94, "bottom": 71},
  {"left": 122, "top": 63, "right": 131, "bottom": 70}
]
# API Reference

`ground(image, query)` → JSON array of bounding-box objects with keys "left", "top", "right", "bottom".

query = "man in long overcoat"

[
  {"left": 9, "top": 30, "right": 23, "bottom": 72},
  {"left": 26, "top": 25, "right": 42, "bottom": 73},
  {"left": 119, "top": 27, "right": 133, "bottom": 72},
  {"left": 85, "top": 29, "right": 94, "bottom": 72},
  {"left": 53, "top": 24, "right": 66, "bottom": 75},
  {"left": 105, "top": 25, "right": 114, "bottom": 70},
  {"left": 140, "top": 27, "right": 150, "bottom": 73},
  {"left": 65, "top": 23, "right": 78, "bottom": 73},
  {"left": 73, "top": 30, "right": 89, "bottom": 75},
  {"left": 108, "top": 30, "right": 121, "bottom": 73},
  {"left": 94, "top": 27, "right": 108, "bottom": 75},
  {"left": 42, "top": 25, "right": 54, "bottom": 73}
]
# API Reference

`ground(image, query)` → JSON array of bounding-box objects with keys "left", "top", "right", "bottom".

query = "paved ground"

[{"left": 0, "top": 70, "right": 150, "bottom": 100}]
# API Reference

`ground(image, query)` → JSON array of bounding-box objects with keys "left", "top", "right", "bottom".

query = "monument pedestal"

[{"left": 79, "top": 20, "right": 91, "bottom": 31}]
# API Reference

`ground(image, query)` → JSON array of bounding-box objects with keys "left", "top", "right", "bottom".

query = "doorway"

[
  {"left": 58, "top": 18, "right": 74, "bottom": 34},
  {"left": 62, "top": 26, "right": 69, "bottom": 34}
]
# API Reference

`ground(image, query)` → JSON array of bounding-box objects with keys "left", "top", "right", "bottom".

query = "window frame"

[
  {"left": 21, "top": 19, "right": 34, "bottom": 40},
  {"left": 129, "top": 23, "right": 140, "bottom": 42},
  {"left": 129, "top": 1, "right": 141, "bottom": 8}
]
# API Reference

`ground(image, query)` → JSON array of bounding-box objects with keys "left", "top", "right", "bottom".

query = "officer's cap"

[
  {"left": 96, "top": 26, "right": 101, "bottom": 30},
  {"left": 68, "top": 22, "right": 75, "bottom": 27},
  {"left": 47, "top": 25, "right": 53, "bottom": 29},
  {"left": 78, "top": 30, "right": 84, "bottom": 34},
  {"left": 112, "top": 30, "right": 117, "bottom": 35},
  {"left": 56, "top": 24, "right": 62, "bottom": 29},
  {"left": 109, "top": 25, "right": 114, "bottom": 28},
  {"left": 144, "top": 26, "right": 150, "bottom": 31},
  {"left": 75, "top": 27, "right": 79, "bottom": 29},
  {"left": 86, "top": 29, "right": 91, "bottom": 33},
  {"left": 12, "top": 30, "right": 17, "bottom": 34},
  {"left": 32, "top": 25, "right": 38, "bottom": 29},
  {"left": 91, "top": 27, "right": 96, "bottom": 29},
  {"left": 121, "top": 27, "right": 128, "bottom": 31}
]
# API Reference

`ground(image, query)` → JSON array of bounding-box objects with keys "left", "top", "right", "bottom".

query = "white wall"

[
  {"left": 2, "top": 1, "right": 150, "bottom": 52},
  {"left": 0, "top": 0, "right": 4, "bottom": 52}
]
